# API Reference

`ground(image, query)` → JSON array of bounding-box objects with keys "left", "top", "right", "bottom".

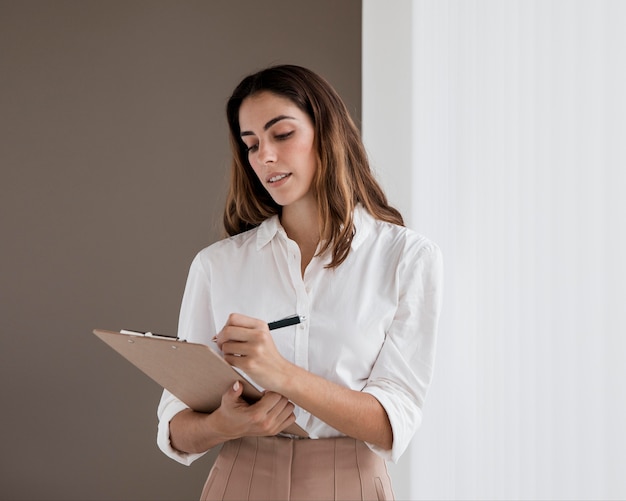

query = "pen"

[
  {"left": 211, "top": 315, "right": 306, "bottom": 342},
  {"left": 268, "top": 314, "right": 305, "bottom": 331}
]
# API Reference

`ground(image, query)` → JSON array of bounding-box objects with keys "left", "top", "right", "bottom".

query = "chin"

[{"left": 269, "top": 193, "right": 297, "bottom": 207}]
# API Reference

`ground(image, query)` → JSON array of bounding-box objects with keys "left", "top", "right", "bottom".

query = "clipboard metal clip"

[{"left": 120, "top": 329, "right": 184, "bottom": 341}]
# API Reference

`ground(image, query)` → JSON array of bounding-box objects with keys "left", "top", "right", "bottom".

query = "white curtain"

[{"left": 363, "top": 1, "right": 626, "bottom": 499}]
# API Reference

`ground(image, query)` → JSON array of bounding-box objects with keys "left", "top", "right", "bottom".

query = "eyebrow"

[{"left": 240, "top": 115, "right": 296, "bottom": 137}]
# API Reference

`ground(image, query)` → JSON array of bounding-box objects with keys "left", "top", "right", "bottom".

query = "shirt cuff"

[
  {"left": 156, "top": 393, "right": 208, "bottom": 466},
  {"left": 362, "top": 385, "right": 423, "bottom": 463}
]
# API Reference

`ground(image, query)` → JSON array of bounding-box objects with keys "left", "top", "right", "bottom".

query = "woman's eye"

[
  {"left": 246, "top": 143, "right": 258, "bottom": 153},
  {"left": 275, "top": 131, "right": 294, "bottom": 141}
]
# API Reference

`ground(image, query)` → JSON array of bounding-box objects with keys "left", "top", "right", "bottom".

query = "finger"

[
  {"left": 232, "top": 380, "right": 243, "bottom": 397},
  {"left": 271, "top": 405, "right": 296, "bottom": 435},
  {"left": 221, "top": 342, "right": 255, "bottom": 363},
  {"left": 221, "top": 341, "right": 245, "bottom": 355},
  {"left": 217, "top": 326, "right": 260, "bottom": 347},
  {"left": 250, "top": 391, "right": 283, "bottom": 412},
  {"left": 256, "top": 397, "right": 295, "bottom": 436},
  {"left": 225, "top": 312, "right": 267, "bottom": 330},
  {"left": 221, "top": 380, "right": 244, "bottom": 405},
  {"left": 261, "top": 392, "right": 291, "bottom": 410},
  {"left": 272, "top": 400, "right": 295, "bottom": 423},
  {"left": 216, "top": 329, "right": 251, "bottom": 354},
  {"left": 259, "top": 395, "right": 294, "bottom": 424},
  {"left": 278, "top": 410, "right": 297, "bottom": 431}
]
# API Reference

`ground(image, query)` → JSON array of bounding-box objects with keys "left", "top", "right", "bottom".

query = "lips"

[{"left": 267, "top": 173, "right": 291, "bottom": 184}]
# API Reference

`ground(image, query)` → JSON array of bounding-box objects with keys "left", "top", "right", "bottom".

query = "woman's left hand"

[{"left": 215, "top": 312, "right": 292, "bottom": 392}]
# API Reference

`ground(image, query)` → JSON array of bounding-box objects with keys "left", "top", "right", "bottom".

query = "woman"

[{"left": 157, "top": 65, "right": 443, "bottom": 500}]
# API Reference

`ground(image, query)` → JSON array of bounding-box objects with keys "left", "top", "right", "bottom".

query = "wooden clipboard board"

[{"left": 93, "top": 329, "right": 308, "bottom": 438}]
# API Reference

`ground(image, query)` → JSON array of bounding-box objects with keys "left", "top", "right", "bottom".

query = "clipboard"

[{"left": 93, "top": 329, "right": 308, "bottom": 438}]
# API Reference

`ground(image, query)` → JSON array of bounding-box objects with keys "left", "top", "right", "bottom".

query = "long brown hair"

[{"left": 224, "top": 64, "right": 403, "bottom": 268}]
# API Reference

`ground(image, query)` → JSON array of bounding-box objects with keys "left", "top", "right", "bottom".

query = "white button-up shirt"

[{"left": 157, "top": 205, "right": 443, "bottom": 465}]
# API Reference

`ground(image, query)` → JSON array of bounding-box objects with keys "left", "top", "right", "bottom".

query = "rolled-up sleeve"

[
  {"left": 362, "top": 241, "right": 443, "bottom": 462},
  {"left": 157, "top": 390, "right": 207, "bottom": 465},
  {"left": 156, "top": 253, "right": 217, "bottom": 466}
]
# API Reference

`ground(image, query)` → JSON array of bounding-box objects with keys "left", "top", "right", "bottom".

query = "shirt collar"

[
  {"left": 255, "top": 214, "right": 283, "bottom": 250},
  {"left": 350, "top": 204, "right": 372, "bottom": 251},
  {"left": 254, "top": 204, "right": 374, "bottom": 251}
]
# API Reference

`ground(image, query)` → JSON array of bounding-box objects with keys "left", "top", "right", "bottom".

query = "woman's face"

[{"left": 238, "top": 91, "right": 317, "bottom": 209}]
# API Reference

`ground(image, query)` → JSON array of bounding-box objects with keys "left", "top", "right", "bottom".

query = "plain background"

[
  {"left": 0, "top": 1, "right": 361, "bottom": 499},
  {"left": 365, "top": 1, "right": 626, "bottom": 499}
]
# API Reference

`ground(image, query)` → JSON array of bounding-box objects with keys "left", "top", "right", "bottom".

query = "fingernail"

[
  {"left": 212, "top": 335, "right": 218, "bottom": 342},
  {"left": 233, "top": 381, "right": 240, "bottom": 391}
]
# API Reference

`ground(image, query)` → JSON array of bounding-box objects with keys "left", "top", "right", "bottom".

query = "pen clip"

[{"left": 275, "top": 314, "right": 306, "bottom": 322}]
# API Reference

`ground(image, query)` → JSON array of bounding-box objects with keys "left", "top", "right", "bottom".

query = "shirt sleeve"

[
  {"left": 362, "top": 239, "right": 443, "bottom": 462},
  {"left": 156, "top": 252, "right": 216, "bottom": 466},
  {"left": 156, "top": 389, "right": 207, "bottom": 466}
]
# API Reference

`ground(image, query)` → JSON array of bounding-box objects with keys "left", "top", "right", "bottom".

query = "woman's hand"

[
  {"left": 215, "top": 313, "right": 294, "bottom": 391},
  {"left": 215, "top": 381, "right": 296, "bottom": 439},
  {"left": 169, "top": 313, "right": 299, "bottom": 455},
  {"left": 211, "top": 312, "right": 392, "bottom": 452},
  {"left": 169, "top": 381, "right": 296, "bottom": 454}
]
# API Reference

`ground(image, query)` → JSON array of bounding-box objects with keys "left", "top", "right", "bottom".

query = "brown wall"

[{"left": 0, "top": 1, "right": 361, "bottom": 499}]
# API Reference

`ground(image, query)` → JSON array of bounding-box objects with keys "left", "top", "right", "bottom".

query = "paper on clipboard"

[{"left": 93, "top": 329, "right": 308, "bottom": 438}]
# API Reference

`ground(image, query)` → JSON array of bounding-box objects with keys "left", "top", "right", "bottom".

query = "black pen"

[
  {"left": 268, "top": 314, "right": 305, "bottom": 331},
  {"left": 211, "top": 315, "right": 306, "bottom": 343}
]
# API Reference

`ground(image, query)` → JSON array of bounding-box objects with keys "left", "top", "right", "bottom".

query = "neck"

[{"left": 280, "top": 199, "right": 319, "bottom": 248}]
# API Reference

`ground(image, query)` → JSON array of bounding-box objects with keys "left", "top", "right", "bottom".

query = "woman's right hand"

[{"left": 215, "top": 381, "right": 296, "bottom": 439}]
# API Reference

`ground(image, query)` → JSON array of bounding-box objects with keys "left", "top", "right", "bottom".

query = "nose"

[{"left": 257, "top": 140, "right": 276, "bottom": 165}]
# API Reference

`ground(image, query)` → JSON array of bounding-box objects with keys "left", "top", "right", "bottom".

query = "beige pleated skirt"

[{"left": 200, "top": 436, "right": 395, "bottom": 501}]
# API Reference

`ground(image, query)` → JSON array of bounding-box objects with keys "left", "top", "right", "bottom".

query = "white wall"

[
  {"left": 363, "top": 1, "right": 626, "bottom": 499},
  {"left": 362, "top": 5, "right": 414, "bottom": 498}
]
